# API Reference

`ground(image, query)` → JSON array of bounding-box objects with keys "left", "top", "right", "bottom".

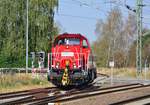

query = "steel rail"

[
  {"left": 0, "top": 86, "right": 77, "bottom": 105},
  {"left": 1, "top": 89, "right": 73, "bottom": 105},
  {"left": 0, "top": 87, "right": 57, "bottom": 99},
  {"left": 26, "top": 83, "right": 143, "bottom": 105},
  {"left": 51, "top": 84, "right": 146, "bottom": 103},
  {"left": 0, "top": 96, "right": 34, "bottom": 105},
  {"left": 1, "top": 83, "right": 145, "bottom": 105},
  {"left": 97, "top": 73, "right": 109, "bottom": 78},
  {"left": 110, "top": 94, "right": 150, "bottom": 105}
]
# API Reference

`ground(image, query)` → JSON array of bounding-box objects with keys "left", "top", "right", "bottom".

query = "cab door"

[{"left": 82, "top": 39, "right": 89, "bottom": 70}]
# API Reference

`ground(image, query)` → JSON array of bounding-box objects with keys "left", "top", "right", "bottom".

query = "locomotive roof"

[{"left": 55, "top": 33, "right": 87, "bottom": 40}]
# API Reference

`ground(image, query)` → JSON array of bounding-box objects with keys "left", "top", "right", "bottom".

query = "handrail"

[{"left": 48, "top": 52, "right": 90, "bottom": 71}]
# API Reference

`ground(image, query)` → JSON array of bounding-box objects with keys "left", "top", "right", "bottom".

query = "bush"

[
  {"left": 0, "top": 74, "right": 50, "bottom": 92},
  {"left": 0, "top": 55, "right": 32, "bottom": 68}
]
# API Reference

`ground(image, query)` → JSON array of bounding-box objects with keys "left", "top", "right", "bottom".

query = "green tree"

[
  {"left": 128, "top": 32, "right": 150, "bottom": 67},
  {"left": 93, "top": 7, "right": 137, "bottom": 67},
  {"left": 93, "top": 7, "right": 124, "bottom": 67},
  {"left": 0, "top": 0, "right": 59, "bottom": 67}
]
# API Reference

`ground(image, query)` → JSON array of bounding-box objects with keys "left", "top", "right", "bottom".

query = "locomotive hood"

[
  {"left": 52, "top": 45, "right": 81, "bottom": 69},
  {"left": 50, "top": 33, "right": 91, "bottom": 71},
  {"left": 51, "top": 35, "right": 83, "bottom": 70}
]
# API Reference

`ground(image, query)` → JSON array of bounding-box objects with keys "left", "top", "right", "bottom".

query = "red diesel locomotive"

[{"left": 47, "top": 33, "right": 97, "bottom": 86}]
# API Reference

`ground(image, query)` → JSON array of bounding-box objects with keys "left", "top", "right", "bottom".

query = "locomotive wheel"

[
  {"left": 88, "top": 70, "right": 94, "bottom": 83},
  {"left": 91, "top": 70, "right": 95, "bottom": 81},
  {"left": 47, "top": 74, "right": 50, "bottom": 81},
  {"left": 94, "top": 68, "right": 97, "bottom": 79}
]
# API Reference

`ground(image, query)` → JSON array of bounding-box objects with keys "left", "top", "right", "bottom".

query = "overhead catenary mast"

[
  {"left": 125, "top": 0, "right": 143, "bottom": 75},
  {"left": 136, "top": 0, "right": 143, "bottom": 75},
  {"left": 26, "top": 0, "right": 29, "bottom": 73}
]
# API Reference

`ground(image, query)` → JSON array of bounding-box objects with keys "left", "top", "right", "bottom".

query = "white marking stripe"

[
  {"left": 61, "top": 52, "right": 74, "bottom": 56},
  {"left": 48, "top": 103, "right": 60, "bottom": 105}
]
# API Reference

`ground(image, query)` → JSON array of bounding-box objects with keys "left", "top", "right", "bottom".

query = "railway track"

[
  {"left": 0, "top": 87, "right": 59, "bottom": 105},
  {"left": 1, "top": 83, "right": 146, "bottom": 105},
  {"left": 36, "top": 83, "right": 144, "bottom": 104},
  {"left": 1, "top": 73, "right": 149, "bottom": 105},
  {"left": 110, "top": 93, "right": 150, "bottom": 105},
  {"left": 29, "top": 83, "right": 150, "bottom": 105},
  {"left": 0, "top": 83, "right": 97, "bottom": 105},
  {"left": 93, "top": 73, "right": 109, "bottom": 84},
  {"left": 0, "top": 87, "right": 58, "bottom": 99},
  {"left": 97, "top": 73, "right": 109, "bottom": 78}
]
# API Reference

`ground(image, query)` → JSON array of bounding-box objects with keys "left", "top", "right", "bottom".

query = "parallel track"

[
  {"left": 110, "top": 94, "right": 150, "bottom": 105},
  {"left": 97, "top": 73, "right": 109, "bottom": 78},
  {"left": 32, "top": 83, "right": 144, "bottom": 105},
  {"left": 0, "top": 87, "right": 59, "bottom": 105},
  {"left": 2, "top": 74, "right": 149, "bottom": 105},
  {"left": 0, "top": 87, "right": 57, "bottom": 99}
]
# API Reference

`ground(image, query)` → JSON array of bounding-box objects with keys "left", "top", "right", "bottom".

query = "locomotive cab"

[{"left": 48, "top": 33, "right": 97, "bottom": 86}]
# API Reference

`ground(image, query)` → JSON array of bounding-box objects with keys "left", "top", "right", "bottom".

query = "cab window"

[
  {"left": 82, "top": 40, "right": 88, "bottom": 48},
  {"left": 55, "top": 38, "right": 80, "bottom": 46}
]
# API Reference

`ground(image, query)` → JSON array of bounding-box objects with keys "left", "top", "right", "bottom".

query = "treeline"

[
  {"left": 0, "top": 0, "right": 59, "bottom": 67},
  {"left": 93, "top": 7, "right": 150, "bottom": 68}
]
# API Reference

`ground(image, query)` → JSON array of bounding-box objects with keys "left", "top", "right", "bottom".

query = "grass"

[
  {"left": 1, "top": 68, "right": 150, "bottom": 93},
  {"left": 98, "top": 68, "right": 150, "bottom": 79},
  {"left": 0, "top": 73, "right": 53, "bottom": 93}
]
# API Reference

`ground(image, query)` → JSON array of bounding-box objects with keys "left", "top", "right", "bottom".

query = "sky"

[{"left": 54, "top": 0, "right": 150, "bottom": 44}]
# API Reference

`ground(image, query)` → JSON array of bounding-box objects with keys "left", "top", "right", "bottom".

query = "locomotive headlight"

[
  {"left": 73, "top": 62, "right": 77, "bottom": 68},
  {"left": 56, "top": 62, "right": 60, "bottom": 69}
]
